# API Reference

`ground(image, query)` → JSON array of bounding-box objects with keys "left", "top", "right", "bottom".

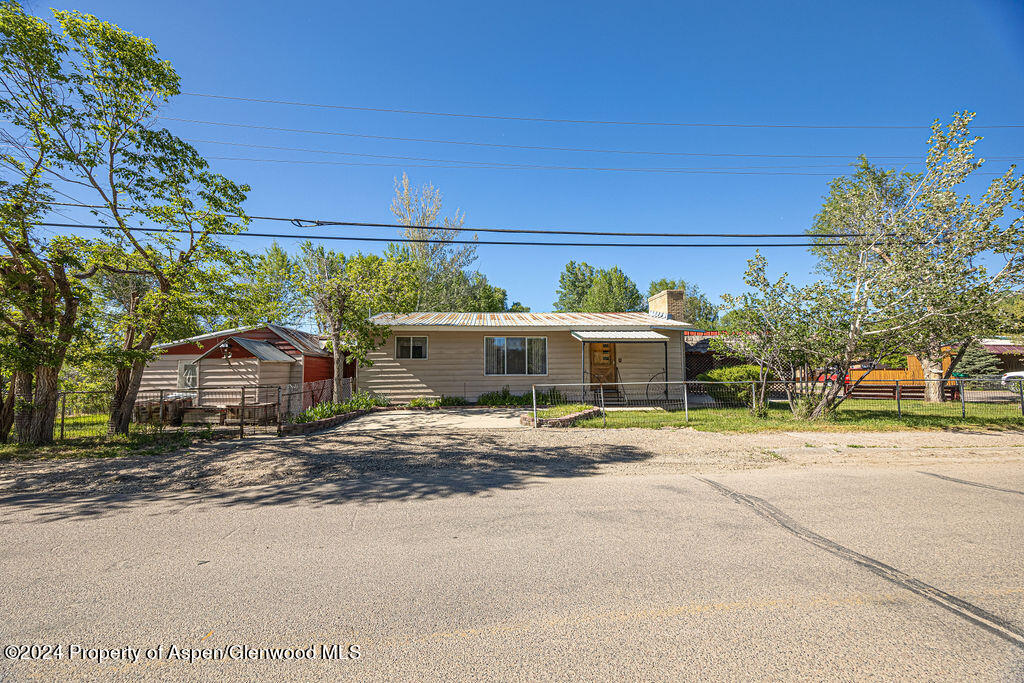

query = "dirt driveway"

[{"left": 336, "top": 407, "right": 525, "bottom": 431}]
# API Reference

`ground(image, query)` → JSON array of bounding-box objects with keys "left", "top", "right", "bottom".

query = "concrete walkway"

[{"left": 335, "top": 406, "right": 526, "bottom": 431}]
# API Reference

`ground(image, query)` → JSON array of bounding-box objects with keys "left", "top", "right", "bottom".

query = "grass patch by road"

[
  {"left": 575, "top": 402, "right": 1024, "bottom": 432},
  {"left": 0, "top": 430, "right": 196, "bottom": 460},
  {"left": 537, "top": 404, "right": 594, "bottom": 418}
]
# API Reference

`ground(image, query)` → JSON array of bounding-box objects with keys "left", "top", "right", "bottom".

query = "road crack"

[
  {"left": 918, "top": 471, "right": 1024, "bottom": 497},
  {"left": 695, "top": 476, "right": 1024, "bottom": 650}
]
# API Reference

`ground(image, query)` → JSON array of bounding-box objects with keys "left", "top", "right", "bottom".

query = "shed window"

[
  {"left": 485, "top": 337, "right": 547, "bottom": 375},
  {"left": 396, "top": 336, "right": 428, "bottom": 359},
  {"left": 177, "top": 360, "right": 198, "bottom": 389}
]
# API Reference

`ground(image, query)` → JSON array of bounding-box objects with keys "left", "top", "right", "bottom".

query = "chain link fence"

[
  {"left": 529, "top": 377, "right": 1024, "bottom": 425},
  {"left": 53, "top": 378, "right": 353, "bottom": 441}
]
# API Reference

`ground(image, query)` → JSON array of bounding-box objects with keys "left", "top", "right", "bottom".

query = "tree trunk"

[
  {"left": 920, "top": 351, "right": 945, "bottom": 403},
  {"left": 0, "top": 377, "right": 15, "bottom": 442},
  {"left": 107, "top": 359, "right": 146, "bottom": 435},
  {"left": 13, "top": 370, "right": 33, "bottom": 445},
  {"left": 330, "top": 324, "right": 344, "bottom": 403},
  {"left": 25, "top": 365, "right": 60, "bottom": 444}
]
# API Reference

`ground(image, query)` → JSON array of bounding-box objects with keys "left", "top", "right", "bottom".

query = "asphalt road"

[{"left": 1, "top": 458, "right": 1023, "bottom": 680}]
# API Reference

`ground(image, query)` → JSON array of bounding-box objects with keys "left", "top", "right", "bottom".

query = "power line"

[
  {"left": 185, "top": 138, "right": 882, "bottom": 170},
  {"left": 202, "top": 154, "right": 868, "bottom": 175},
  {"left": 179, "top": 92, "right": 1024, "bottom": 130},
  {"left": 160, "top": 116, "right": 1024, "bottom": 161},
  {"left": 41, "top": 203, "right": 867, "bottom": 238},
  {"left": 38, "top": 222, "right": 845, "bottom": 247}
]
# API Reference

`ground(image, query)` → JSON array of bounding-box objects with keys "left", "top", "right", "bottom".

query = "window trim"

[
  {"left": 177, "top": 360, "right": 198, "bottom": 389},
  {"left": 483, "top": 336, "right": 548, "bottom": 376},
  {"left": 395, "top": 335, "right": 429, "bottom": 360}
]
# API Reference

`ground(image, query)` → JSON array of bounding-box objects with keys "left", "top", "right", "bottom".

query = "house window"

[
  {"left": 177, "top": 360, "right": 198, "bottom": 389},
  {"left": 396, "top": 336, "right": 428, "bottom": 359},
  {"left": 485, "top": 337, "right": 547, "bottom": 375}
]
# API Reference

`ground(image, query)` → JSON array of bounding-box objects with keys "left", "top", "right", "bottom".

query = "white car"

[{"left": 1001, "top": 371, "right": 1024, "bottom": 386}]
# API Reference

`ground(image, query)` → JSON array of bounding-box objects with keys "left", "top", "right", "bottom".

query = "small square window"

[{"left": 396, "top": 336, "right": 428, "bottom": 359}]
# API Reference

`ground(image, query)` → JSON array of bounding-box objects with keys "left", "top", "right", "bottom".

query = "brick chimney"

[{"left": 648, "top": 289, "right": 687, "bottom": 320}]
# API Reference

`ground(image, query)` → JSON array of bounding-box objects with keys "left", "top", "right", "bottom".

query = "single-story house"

[
  {"left": 358, "top": 289, "right": 698, "bottom": 402},
  {"left": 139, "top": 324, "right": 334, "bottom": 394}
]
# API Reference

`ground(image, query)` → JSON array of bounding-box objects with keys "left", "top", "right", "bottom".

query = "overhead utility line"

[
  {"left": 43, "top": 203, "right": 871, "bottom": 238},
  {"left": 179, "top": 92, "right": 1023, "bottom": 129},
  {"left": 159, "top": 116, "right": 1023, "bottom": 160},
  {"left": 37, "top": 222, "right": 847, "bottom": 248},
  {"left": 202, "top": 155, "right": 894, "bottom": 176}
]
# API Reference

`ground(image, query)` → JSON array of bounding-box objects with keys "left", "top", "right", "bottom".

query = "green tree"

[
  {"left": 579, "top": 267, "right": 644, "bottom": 312},
  {"left": 390, "top": 173, "right": 519, "bottom": 312},
  {"left": 0, "top": 3, "right": 250, "bottom": 439},
  {"left": 809, "top": 113, "right": 1024, "bottom": 403},
  {"left": 553, "top": 261, "right": 596, "bottom": 311},
  {"left": 715, "top": 253, "right": 825, "bottom": 415},
  {"left": 296, "top": 242, "right": 417, "bottom": 400},
  {"left": 647, "top": 278, "right": 718, "bottom": 327},
  {"left": 954, "top": 341, "right": 1002, "bottom": 378}
]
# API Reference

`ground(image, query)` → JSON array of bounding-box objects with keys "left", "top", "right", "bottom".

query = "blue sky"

[{"left": 40, "top": 0, "right": 1024, "bottom": 312}]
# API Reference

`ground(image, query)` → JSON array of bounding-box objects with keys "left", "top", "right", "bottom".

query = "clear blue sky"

[{"left": 42, "top": 0, "right": 1024, "bottom": 312}]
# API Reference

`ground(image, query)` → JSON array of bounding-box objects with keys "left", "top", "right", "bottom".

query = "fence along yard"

[
  {"left": 56, "top": 378, "right": 351, "bottom": 440},
  {"left": 529, "top": 378, "right": 1024, "bottom": 428}
]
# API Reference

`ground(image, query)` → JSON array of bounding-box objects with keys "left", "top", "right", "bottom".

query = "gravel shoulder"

[{"left": 2, "top": 426, "right": 1024, "bottom": 516}]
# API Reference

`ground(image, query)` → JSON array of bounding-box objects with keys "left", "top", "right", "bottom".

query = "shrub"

[
  {"left": 291, "top": 391, "right": 389, "bottom": 423},
  {"left": 476, "top": 385, "right": 565, "bottom": 406},
  {"left": 408, "top": 396, "right": 441, "bottom": 408},
  {"left": 439, "top": 395, "right": 468, "bottom": 406},
  {"left": 694, "top": 364, "right": 764, "bottom": 407}
]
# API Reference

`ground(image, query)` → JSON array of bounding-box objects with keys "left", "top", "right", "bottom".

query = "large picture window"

[
  {"left": 396, "top": 336, "right": 428, "bottom": 359},
  {"left": 485, "top": 337, "right": 547, "bottom": 375}
]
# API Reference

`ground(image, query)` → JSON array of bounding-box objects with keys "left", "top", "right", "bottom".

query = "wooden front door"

[{"left": 589, "top": 343, "right": 617, "bottom": 384}]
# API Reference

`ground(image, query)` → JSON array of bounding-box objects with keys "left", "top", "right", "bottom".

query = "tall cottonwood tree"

[
  {"left": 810, "top": 113, "right": 1024, "bottom": 403},
  {"left": 0, "top": 3, "right": 249, "bottom": 439},
  {"left": 390, "top": 173, "right": 516, "bottom": 311}
]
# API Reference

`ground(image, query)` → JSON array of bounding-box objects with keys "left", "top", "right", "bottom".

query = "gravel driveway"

[{"left": 335, "top": 407, "right": 525, "bottom": 431}]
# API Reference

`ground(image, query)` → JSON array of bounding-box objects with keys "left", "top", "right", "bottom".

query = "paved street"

[{"left": 1, "top": 431, "right": 1023, "bottom": 680}]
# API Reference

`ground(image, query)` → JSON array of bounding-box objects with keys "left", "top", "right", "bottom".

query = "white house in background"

[{"left": 358, "top": 289, "right": 698, "bottom": 403}]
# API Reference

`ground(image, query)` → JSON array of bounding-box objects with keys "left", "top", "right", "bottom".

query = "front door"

[{"left": 589, "top": 343, "right": 617, "bottom": 384}]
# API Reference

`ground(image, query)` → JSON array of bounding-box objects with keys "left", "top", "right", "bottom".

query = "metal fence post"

[
  {"left": 958, "top": 379, "right": 966, "bottom": 418},
  {"left": 239, "top": 388, "right": 245, "bottom": 439},
  {"left": 1018, "top": 380, "right": 1023, "bottom": 417},
  {"left": 750, "top": 381, "right": 756, "bottom": 414},
  {"left": 277, "top": 386, "right": 283, "bottom": 436},
  {"left": 531, "top": 386, "right": 538, "bottom": 429},
  {"left": 896, "top": 380, "right": 901, "bottom": 419},
  {"left": 59, "top": 392, "right": 66, "bottom": 440},
  {"left": 600, "top": 384, "right": 606, "bottom": 428},
  {"left": 158, "top": 389, "right": 165, "bottom": 430},
  {"left": 683, "top": 381, "right": 689, "bottom": 422}
]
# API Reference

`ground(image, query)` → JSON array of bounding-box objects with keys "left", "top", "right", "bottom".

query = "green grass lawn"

[
  {"left": 0, "top": 430, "right": 196, "bottom": 460},
  {"left": 537, "top": 404, "right": 595, "bottom": 418},
  {"left": 575, "top": 400, "right": 1024, "bottom": 432}
]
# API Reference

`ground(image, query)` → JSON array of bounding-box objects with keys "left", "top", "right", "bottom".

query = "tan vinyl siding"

[
  {"left": 197, "top": 358, "right": 259, "bottom": 387},
  {"left": 258, "top": 361, "right": 297, "bottom": 387},
  {"left": 359, "top": 331, "right": 579, "bottom": 402},
  {"left": 139, "top": 355, "right": 199, "bottom": 392},
  {"left": 610, "top": 331, "right": 684, "bottom": 384},
  {"left": 288, "top": 361, "right": 305, "bottom": 386},
  {"left": 358, "top": 330, "right": 685, "bottom": 402}
]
